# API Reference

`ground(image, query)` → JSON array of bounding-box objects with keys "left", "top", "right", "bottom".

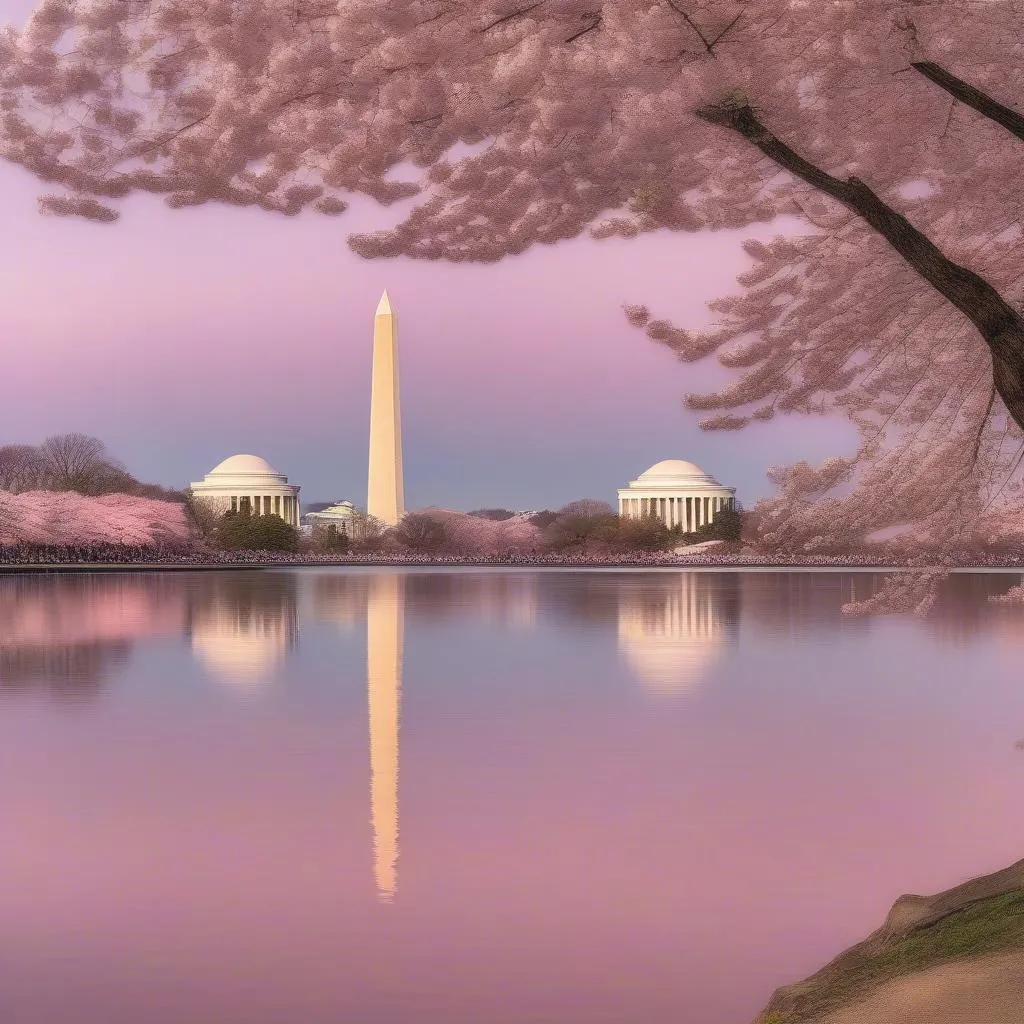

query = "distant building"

[
  {"left": 189, "top": 454, "right": 301, "bottom": 526},
  {"left": 304, "top": 500, "right": 371, "bottom": 539},
  {"left": 618, "top": 460, "right": 735, "bottom": 531}
]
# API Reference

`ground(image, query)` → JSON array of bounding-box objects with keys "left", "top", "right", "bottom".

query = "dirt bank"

[{"left": 755, "top": 858, "right": 1024, "bottom": 1024}]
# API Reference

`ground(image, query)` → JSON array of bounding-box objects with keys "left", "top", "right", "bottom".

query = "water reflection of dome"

[
  {"left": 617, "top": 574, "right": 726, "bottom": 694},
  {"left": 187, "top": 575, "right": 299, "bottom": 686},
  {"left": 191, "top": 617, "right": 293, "bottom": 685}
]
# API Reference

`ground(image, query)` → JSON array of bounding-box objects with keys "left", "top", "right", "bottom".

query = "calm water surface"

[{"left": 3, "top": 568, "right": 1024, "bottom": 1024}]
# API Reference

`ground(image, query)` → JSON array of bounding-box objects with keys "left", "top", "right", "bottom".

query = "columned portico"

[
  {"left": 618, "top": 460, "right": 735, "bottom": 532},
  {"left": 190, "top": 454, "right": 302, "bottom": 527}
]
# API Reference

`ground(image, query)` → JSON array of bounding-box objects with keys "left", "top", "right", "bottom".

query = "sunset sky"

[{"left": 0, "top": 0, "right": 855, "bottom": 511}]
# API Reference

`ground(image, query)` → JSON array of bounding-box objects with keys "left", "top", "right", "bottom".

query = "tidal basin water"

[{"left": 4, "top": 568, "right": 1024, "bottom": 1024}]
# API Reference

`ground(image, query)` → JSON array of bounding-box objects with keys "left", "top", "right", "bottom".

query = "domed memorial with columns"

[
  {"left": 189, "top": 454, "right": 301, "bottom": 526},
  {"left": 618, "top": 459, "right": 735, "bottom": 533}
]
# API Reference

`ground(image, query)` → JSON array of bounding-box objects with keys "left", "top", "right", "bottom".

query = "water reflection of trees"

[
  {"left": 924, "top": 573, "right": 1024, "bottom": 643},
  {"left": 6, "top": 569, "right": 1024, "bottom": 702},
  {"left": 312, "top": 573, "right": 371, "bottom": 628},
  {"left": 0, "top": 574, "right": 185, "bottom": 702},
  {"left": 186, "top": 572, "right": 299, "bottom": 685},
  {"left": 0, "top": 640, "right": 132, "bottom": 703},
  {"left": 738, "top": 572, "right": 881, "bottom": 636},
  {"left": 312, "top": 572, "right": 540, "bottom": 628}
]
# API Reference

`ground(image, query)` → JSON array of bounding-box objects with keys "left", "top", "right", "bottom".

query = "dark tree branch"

[
  {"left": 278, "top": 78, "right": 350, "bottom": 108},
  {"left": 940, "top": 96, "right": 956, "bottom": 139},
  {"left": 912, "top": 61, "right": 1024, "bottom": 143},
  {"left": 695, "top": 99, "right": 1024, "bottom": 435},
  {"left": 565, "top": 15, "right": 601, "bottom": 44},
  {"left": 481, "top": 2, "right": 544, "bottom": 33},
  {"left": 665, "top": 2, "right": 741, "bottom": 55},
  {"left": 666, "top": 1, "right": 714, "bottom": 53},
  {"left": 708, "top": 10, "right": 743, "bottom": 50},
  {"left": 133, "top": 114, "right": 209, "bottom": 157},
  {"left": 973, "top": 380, "right": 998, "bottom": 464}
]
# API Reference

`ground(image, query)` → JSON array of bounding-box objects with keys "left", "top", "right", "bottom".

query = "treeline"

[
  {"left": 212, "top": 499, "right": 744, "bottom": 555},
  {"left": 0, "top": 436, "right": 744, "bottom": 557},
  {"left": 0, "top": 433, "right": 182, "bottom": 501}
]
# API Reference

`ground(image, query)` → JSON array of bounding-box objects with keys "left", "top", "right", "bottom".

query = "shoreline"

[
  {"left": 754, "top": 858, "right": 1024, "bottom": 1024},
  {"left": 1, "top": 556, "right": 1024, "bottom": 574}
]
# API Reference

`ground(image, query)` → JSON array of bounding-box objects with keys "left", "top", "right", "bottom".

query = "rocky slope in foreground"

[{"left": 754, "top": 857, "right": 1024, "bottom": 1024}]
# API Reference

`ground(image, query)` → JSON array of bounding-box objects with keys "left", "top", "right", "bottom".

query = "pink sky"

[{"left": 0, "top": 0, "right": 856, "bottom": 510}]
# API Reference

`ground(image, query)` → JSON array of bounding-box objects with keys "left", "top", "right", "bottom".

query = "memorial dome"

[
  {"left": 189, "top": 453, "right": 301, "bottom": 525},
  {"left": 635, "top": 460, "right": 720, "bottom": 486},
  {"left": 207, "top": 454, "right": 281, "bottom": 477},
  {"left": 618, "top": 458, "right": 735, "bottom": 532}
]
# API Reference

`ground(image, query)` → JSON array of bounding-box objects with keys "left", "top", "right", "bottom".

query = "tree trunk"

[{"left": 694, "top": 101, "right": 1024, "bottom": 433}]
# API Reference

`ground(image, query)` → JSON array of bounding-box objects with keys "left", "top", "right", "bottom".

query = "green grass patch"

[{"left": 763, "top": 888, "right": 1024, "bottom": 1023}]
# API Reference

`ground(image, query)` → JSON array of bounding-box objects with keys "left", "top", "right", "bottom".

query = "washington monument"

[{"left": 367, "top": 289, "right": 404, "bottom": 526}]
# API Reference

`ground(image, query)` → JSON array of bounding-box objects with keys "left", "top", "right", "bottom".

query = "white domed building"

[
  {"left": 618, "top": 459, "right": 735, "bottom": 532},
  {"left": 189, "top": 454, "right": 301, "bottom": 526},
  {"left": 304, "top": 500, "right": 369, "bottom": 539}
]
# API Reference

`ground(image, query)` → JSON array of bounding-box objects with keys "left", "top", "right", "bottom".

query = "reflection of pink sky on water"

[
  {"left": 3, "top": 571, "right": 1024, "bottom": 1023},
  {"left": 0, "top": 579, "right": 186, "bottom": 647}
]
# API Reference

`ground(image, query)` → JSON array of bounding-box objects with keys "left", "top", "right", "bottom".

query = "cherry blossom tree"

[
  {"left": 0, "top": 490, "right": 195, "bottom": 546},
  {"left": 8, "top": 1, "right": 1024, "bottom": 560}
]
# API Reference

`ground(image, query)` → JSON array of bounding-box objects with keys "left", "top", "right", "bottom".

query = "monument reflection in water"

[
  {"left": 616, "top": 572, "right": 736, "bottom": 694},
  {"left": 187, "top": 573, "right": 299, "bottom": 688},
  {"left": 7, "top": 569, "right": 1024, "bottom": 1024},
  {"left": 367, "top": 572, "right": 402, "bottom": 902}
]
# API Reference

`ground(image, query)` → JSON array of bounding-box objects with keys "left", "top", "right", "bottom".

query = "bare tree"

[
  {"left": 394, "top": 510, "right": 451, "bottom": 552},
  {"left": 37, "top": 433, "right": 123, "bottom": 494},
  {"left": 558, "top": 499, "right": 616, "bottom": 519},
  {"left": 0, "top": 444, "right": 46, "bottom": 492},
  {"left": 183, "top": 491, "right": 221, "bottom": 541}
]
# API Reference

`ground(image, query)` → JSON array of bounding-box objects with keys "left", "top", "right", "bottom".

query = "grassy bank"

[{"left": 756, "top": 860, "right": 1024, "bottom": 1023}]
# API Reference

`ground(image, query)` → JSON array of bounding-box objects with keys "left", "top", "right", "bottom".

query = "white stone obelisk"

[{"left": 367, "top": 289, "right": 404, "bottom": 526}]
